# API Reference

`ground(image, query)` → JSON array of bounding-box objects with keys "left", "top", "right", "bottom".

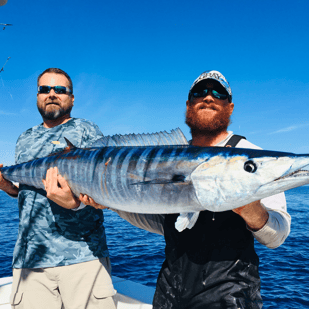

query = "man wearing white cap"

[{"left": 114, "top": 70, "right": 291, "bottom": 308}]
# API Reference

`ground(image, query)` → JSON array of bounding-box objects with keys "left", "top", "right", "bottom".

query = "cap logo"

[{"left": 203, "top": 72, "right": 221, "bottom": 80}]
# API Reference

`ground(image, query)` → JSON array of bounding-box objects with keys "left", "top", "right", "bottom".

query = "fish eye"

[
  {"left": 244, "top": 160, "right": 257, "bottom": 173},
  {"left": 172, "top": 174, "right": 186, "bottom": 182}
]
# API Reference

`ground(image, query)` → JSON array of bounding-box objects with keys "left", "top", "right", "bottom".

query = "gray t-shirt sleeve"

[{"left": 114, "top": 210, "right": 165, "bottom": 236}]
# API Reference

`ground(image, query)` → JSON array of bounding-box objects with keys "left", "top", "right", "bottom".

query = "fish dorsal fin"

[
  {"left": 36, "top": 138, "right": 77, "bottom": 160},
  {"left": 91, "top": 128, "right": 188, "bottom": 147},
  {"left": 46, "top": 138, "right": 77, "bottom": 157},
  {"left": 63, "top": 137, "right": 77, "bottom": 152}
]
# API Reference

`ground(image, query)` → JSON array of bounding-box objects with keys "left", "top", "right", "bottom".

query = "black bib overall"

[
  {"left": 153, "top": 135, "right": 263, "bottom": 309},
  {"left": 153, "top": 211, "right": 263, "bottom": 309}
]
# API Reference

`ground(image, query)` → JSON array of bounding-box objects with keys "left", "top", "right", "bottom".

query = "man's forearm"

[
  {"left": 115, "top": 210, "right": 165, "bottom": 235},
  {"left": 0, "top": 181, "right": 19, "bottom": 197},
  {"left": 0, "top": 163, "right": 19, "bottom": 197},
  {"left": 233, "top": 200, "right": 269, "bottom": 231},
  {"left": 250, "top": 193, "right": 290, "bottom": 248}
]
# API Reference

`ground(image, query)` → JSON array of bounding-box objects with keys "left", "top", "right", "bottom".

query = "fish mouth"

[
  {"left": 257, "top": 159, "right": 309, "bottom": 194},
  {"left": 275, "top": 169, "right": 309, "bottom": 181}
]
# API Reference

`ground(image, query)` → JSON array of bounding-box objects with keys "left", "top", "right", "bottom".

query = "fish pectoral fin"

[{"left": 131, "top": 174, "right": 187, "bottom": 185}]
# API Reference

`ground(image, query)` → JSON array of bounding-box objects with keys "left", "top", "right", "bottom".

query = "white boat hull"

[{"left": 0, "top": 276, "right": 154, "bottom": 309}]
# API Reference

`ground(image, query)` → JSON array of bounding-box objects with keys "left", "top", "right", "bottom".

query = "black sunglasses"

[
  {"left": 38, "top": 85, "right": 72, "bottom": 95},
  {"left": 190, "top": 88, "right": 229, "bottom": 100}
]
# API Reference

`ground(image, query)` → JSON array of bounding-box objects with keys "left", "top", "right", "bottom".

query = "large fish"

[{"left": 1, "top": 128, "right": 309, "bottom": 215}]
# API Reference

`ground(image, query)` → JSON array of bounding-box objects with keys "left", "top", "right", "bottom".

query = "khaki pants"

[{"left": 10, "top": 258, "right": 116, "bottom": 309}]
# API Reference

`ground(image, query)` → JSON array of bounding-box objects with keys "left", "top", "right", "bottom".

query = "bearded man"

[
  {"left": 110, "top": 70, "right": 291, "bottom": 308},
  {"left": 0, "top": 68, "right": 116, "bottom": 309}
]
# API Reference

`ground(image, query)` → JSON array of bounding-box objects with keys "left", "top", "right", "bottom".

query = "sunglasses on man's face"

[
  {"left": 38, "top": 85, "right": 72, "bottom": 95},
  {"left": 190, "top": 88, "right": 229, "bottom": 100}
]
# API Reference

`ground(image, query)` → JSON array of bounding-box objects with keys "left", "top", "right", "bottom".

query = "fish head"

[{"left": 190, "top": 149, "right": 309, "bottom": 212}]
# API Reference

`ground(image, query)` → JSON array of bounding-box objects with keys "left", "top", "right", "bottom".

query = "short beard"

[
  {"left": 185, "top": 104, "right": 231, "bottom": 136},
  {"left": 37, "top": 104, "right": 72, "bottom": 121}
]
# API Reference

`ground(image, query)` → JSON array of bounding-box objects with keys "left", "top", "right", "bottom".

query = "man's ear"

[{"left": 229, "top": 102, "right": 234, "bottom": 116}]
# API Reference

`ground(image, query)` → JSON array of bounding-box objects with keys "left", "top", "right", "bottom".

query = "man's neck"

[
  {"left": 191, "top": 130, "right": 229, "bottom": 147},
  {"left": 43, "top": 115, "right": 71, "bottom": 129}
]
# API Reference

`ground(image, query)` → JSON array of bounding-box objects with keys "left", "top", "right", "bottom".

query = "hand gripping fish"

[{"left": 2, "top": 128, "right": 309, "bottom": 230}]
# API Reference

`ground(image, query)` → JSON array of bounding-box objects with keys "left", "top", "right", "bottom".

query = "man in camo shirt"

[{"left": 0, "top": 68, "right": 116, "bottom": 309}]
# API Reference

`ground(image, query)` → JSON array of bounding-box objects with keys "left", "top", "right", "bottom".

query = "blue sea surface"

[{"left": 0, "top": 188, "right": 308, "bottom": 308}]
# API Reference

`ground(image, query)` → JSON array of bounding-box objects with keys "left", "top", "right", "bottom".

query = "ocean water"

[{"left": 0, "top": 188, "right": 308, "bottom": 308}]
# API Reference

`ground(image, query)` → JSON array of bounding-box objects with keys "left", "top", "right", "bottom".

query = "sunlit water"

[{"left": 0, "top": 188, "right": 308, "bottom": 308}]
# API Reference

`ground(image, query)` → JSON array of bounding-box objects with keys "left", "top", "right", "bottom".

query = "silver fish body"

[{"left": 2, "top": 145, "right": 309, "bottom": 213}]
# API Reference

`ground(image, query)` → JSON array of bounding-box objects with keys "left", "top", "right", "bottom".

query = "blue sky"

[{"left": 0, "top": 0, "right": 309, "bottom": 165}]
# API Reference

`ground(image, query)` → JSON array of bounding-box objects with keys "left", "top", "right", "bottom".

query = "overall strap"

[{"left": 224, "top": 134, "right": 246, "bottom": 147}]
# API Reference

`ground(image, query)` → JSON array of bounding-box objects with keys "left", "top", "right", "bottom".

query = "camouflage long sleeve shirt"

[{"left": 12, "top": 118, "right": 108, "bottom": 269}]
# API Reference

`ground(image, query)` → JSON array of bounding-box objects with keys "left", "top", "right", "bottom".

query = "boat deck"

[{"left": 0, "top": 276, "right": 154, "bottom": 308}]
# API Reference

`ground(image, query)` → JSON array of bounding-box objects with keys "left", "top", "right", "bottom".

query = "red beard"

[{"left": 185, "top": 102, "right": 231, "bottom": 135}]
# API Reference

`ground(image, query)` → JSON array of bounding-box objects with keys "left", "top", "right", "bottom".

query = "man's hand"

[
  {"left": 42, "top": 167, "right": 80, "bottom": 209},
  {"left": 79, "top": 194, "right": 109, "bottom": 210},
  {"left": 233, "top": 200, "right": 269, "bottom": 231},
  {"left": 0, "top": 164, "right": 19, "bottom": 197}
]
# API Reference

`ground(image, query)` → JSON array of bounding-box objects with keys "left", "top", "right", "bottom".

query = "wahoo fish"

[{"left": 1, "top": 128, "right": 309, "bottom": 214}]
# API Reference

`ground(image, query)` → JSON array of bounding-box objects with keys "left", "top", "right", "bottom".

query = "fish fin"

[
  {"left": 131, "top": 174, "right": 187, "bottom": 185},
  {"left": 131, "top": 179, "right": 174, "bottom": 185},
  {"left": 46, "top": 138, "right": 78, "bottom": 157},
  {"left": 175, "top": 212, "right": 200, "bottom": 232},
  {"left": 63, "top": 137, "right": 77, "bottom": 151},
  {"left": 91, "top": 128, "right": 188, "bottom": 147}
]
